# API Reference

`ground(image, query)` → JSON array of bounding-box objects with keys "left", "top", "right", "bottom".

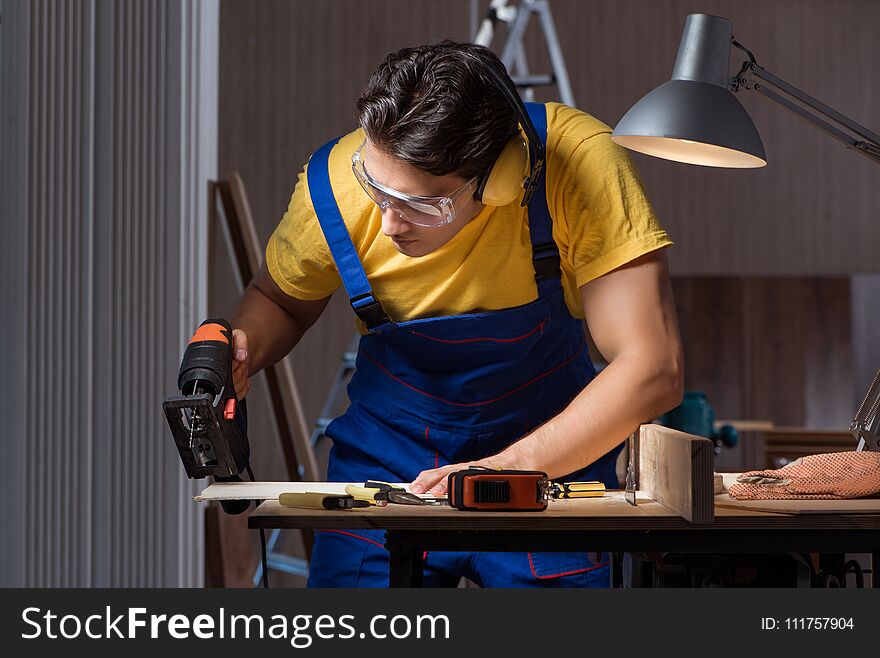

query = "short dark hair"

[{"left": 356, "top": 41, "right": 519, "bottom": 180}]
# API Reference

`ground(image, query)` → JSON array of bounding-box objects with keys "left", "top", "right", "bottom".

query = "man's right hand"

[{"left": 232, "top": 328, "right": 251, "bottom": 400}]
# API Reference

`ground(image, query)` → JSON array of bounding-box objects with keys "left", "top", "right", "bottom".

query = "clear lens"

[{"left": 351, "top": 141, "right": 476, "bottom": 227}]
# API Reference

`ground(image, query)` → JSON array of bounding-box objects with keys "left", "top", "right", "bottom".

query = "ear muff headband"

[{"left": 467, "top": 53, "right": 546, "bottom": 207}]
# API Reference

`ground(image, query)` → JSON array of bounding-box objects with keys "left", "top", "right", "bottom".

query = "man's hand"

[
  {"left": 231, "top": 328, "right": 251, "bottom": 400},
  {"left": 411, "top": 454, "right": 520, "bottom": 496}
]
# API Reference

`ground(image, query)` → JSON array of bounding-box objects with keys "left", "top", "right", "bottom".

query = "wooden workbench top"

[{"left": 248, "top": 490, "right": 880, "bottom": 531}]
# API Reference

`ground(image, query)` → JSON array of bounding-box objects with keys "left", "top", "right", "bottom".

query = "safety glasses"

[{"left": 351, "top": 140, "right": 478, "bottom": 227}]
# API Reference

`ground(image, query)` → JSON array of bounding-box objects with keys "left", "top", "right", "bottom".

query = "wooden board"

[
  {"left": 715, "top": 473, "right": 880, "bottom": 515},
  {"left": 638, "top": 424, "right": 715, "bottom": 523},
  {"left": 196, "top": 481, "right": 421, "bottom": 502},
  {"left": 714, "top": 495, "right": 880, "bottom": 515}
]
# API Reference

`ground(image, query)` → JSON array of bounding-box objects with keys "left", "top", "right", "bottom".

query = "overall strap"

[
  {"left": 523, "top": 102, "right": 562, "bottom": 290},
  {"left": 307, "top": 138, "right": 392, "bottom": 332}
]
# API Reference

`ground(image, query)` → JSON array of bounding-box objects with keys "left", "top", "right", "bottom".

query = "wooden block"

[{"left": 638, "top": 424, "right": 715, "bottom": 523}]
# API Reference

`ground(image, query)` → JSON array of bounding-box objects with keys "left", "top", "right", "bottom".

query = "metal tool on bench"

[
  {"left": 163, "top": 318, "right": 252, "bottom": 515},
  {"left": 852, "top": 368, "right": 880, "bottom": 452},
  {"left": 446, "top": 467, "right": 605, "bottom": 511},
  {"left": 625, "top": 431, "right": 637, "bottom": 506},
  {"left": 345, "top": 481, "right": 439, "bottom": 506}
]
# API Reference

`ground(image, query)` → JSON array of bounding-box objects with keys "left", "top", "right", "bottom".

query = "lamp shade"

[{"left": 611, "top": 14, "right": 766, "bottom": 168}]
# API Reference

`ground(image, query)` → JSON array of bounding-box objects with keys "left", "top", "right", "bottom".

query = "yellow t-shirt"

[{"left": 266, "top": 102, "right": 672, "bottom": 325}]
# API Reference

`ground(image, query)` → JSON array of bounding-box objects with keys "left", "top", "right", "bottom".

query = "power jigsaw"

[{"left": 163, "top": 318, "right": 251, "bottom": 514}]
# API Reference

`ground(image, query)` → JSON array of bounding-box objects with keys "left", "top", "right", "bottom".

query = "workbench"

[{"left": 248, "top": 490, "right": 880, "bottom": 588}]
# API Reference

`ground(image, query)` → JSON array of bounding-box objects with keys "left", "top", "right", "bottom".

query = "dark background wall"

[{"left": 212, "top": 0, "right": 880, "bottom": 491}]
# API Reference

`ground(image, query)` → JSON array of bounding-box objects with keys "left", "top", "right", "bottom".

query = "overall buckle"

[
  {"left": 532, "top": 242, "right": 561, "bottom": 282},
  {"left": 350, "top": 293, "right": 392, "bottom": 332}
]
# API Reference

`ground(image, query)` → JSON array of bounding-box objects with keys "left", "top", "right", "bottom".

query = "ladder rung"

[{"left": 512, "top": 74, "right": 555, "bottom": 87}]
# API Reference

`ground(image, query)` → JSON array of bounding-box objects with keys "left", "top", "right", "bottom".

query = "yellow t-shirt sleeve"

[
  {"left": 265, "top": 167, "right": 342, "bottom": 300},
  {"left": 550, "top": 130, "right": 673, "bottom": 289}
]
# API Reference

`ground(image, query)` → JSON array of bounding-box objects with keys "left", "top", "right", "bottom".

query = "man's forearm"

[
  {"left": 230, "top": 283, "right": 306, "bottom": 375},
  {"left": 500, "top": 351, "right": 683, "bottom": 478}
]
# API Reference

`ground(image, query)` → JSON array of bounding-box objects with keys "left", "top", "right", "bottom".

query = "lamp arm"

[
  {"left": 731, "top": 42, "right": 880, "bottom": 166},
  {"left": 751, "top": 78, "right": 880, "bottom": 164}
]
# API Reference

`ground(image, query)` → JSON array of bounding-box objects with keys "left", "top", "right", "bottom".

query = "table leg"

[
  {"left": 388, "top": 546, "right": 424, "bottom": 588},
  {"left": 609, "top": 552, "right": 623, "bottom": 588}
]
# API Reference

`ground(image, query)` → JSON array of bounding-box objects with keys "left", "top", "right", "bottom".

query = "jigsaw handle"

[{"left": 177, "top": 318, "right": 235, "bottom": 396}]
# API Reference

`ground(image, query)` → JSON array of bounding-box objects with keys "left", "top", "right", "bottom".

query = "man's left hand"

[{"left": 410, "top": 455, "right": 518, "bottom": 496}]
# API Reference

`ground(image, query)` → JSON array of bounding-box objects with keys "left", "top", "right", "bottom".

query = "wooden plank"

[
  {"left": 197, "top": 481, "right": 394, "bottom": 501},
  {"left": 209, "top": 173, "right": 323, "bottom": 578},
  {"left": 715, "top": 495, "right": 880, "bottom": 516},
  {"left": 218, "top": 174, "right": 321, "bottom": 482},
  {"left": 638, "top": 424, "right": 715, "bottom": 523}
]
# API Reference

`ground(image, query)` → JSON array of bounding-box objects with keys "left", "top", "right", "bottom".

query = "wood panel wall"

[
  {"left": 215, "top": 1, "right": 880, "bottom": 485},
  {"left": 517, "top": 0, "right": 880, "bottom": 276},
  {"left": 672, "top": 276, "right": 856, "bottom": 471}
]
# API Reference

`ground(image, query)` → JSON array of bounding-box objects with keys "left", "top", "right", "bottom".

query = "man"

[{"left": 230, "top": 41, "right": 683, "bottom": 587}]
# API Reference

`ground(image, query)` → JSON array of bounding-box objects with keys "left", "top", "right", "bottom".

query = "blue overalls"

[{"left": 306, "top": 103, "right": 622, "bottom": 587}]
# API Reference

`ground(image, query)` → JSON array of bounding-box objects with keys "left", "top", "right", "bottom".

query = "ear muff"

[
  {"left": 476, "top": 132, "right": 529, "bottom": 207},
  {"left": 457, "top": 47, "right": 545, "bottom": 206}
]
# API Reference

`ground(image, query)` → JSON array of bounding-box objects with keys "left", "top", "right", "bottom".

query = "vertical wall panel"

[
  {"left": 10, "top": 0, "right": 32, "bottom": 587},
  {"left": 0, "top": 0, "right": 218, "bottom": 587}
]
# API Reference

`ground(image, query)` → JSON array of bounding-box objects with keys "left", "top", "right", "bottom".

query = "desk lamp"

[{"left": 611, "top": 13, "right": 880, "bottom": 168}]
